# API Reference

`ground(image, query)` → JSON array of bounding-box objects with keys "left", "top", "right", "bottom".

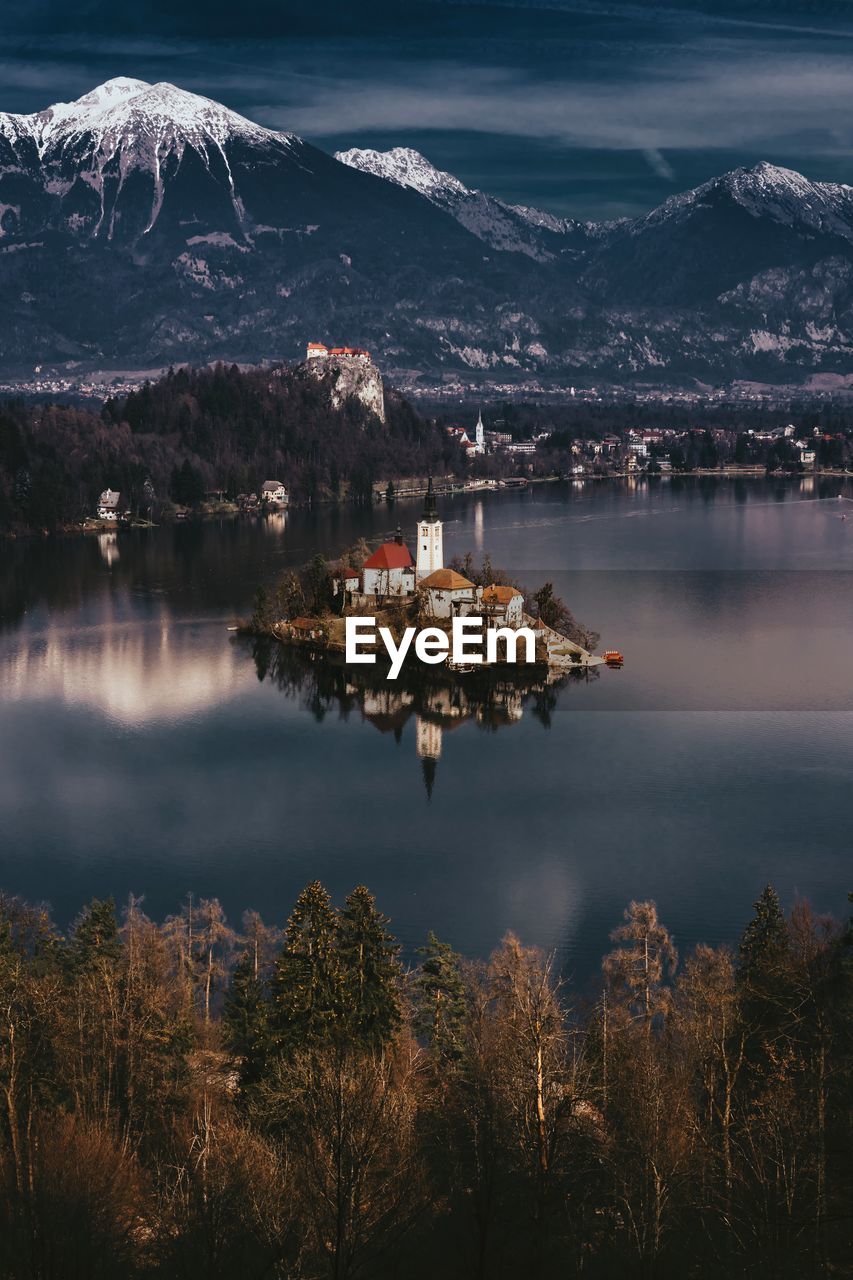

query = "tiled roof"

[
  {"left": 482, "top": 583, "right": 522, "bottom": 605},
  {"left": 420, "top": 569, "right": 475, "bottom": 591},
  {"left": 363, "top": 542, "right": 413, "bottom": 570}
]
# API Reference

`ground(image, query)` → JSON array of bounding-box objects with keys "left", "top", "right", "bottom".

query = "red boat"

[{"left": 603, "top": 650, "right": 624, "bottom": 667}]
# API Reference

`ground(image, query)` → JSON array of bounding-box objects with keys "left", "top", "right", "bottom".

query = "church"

[
  {"left": 336, "top": 479, "right": 525, "bottom": 629},
  {"left": 337, "top": 478, "right": 451, "bottom": 604}
]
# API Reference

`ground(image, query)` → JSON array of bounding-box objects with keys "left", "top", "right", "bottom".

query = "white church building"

[{"left": 335, "top": 477, "right": 526, "bottom": 628}]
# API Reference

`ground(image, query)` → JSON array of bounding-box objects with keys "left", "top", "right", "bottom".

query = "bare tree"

[
  {"left": 676, "top": 943, "right": 745, "bottom": 1208},
  {"left": 157, "top": 1092, "right": 299, "bottom": 1279},
  {"left": 260, "top": 1038, "right": 425, "bottom": 1280},
  {"left": 240, "top": 910, "right": 281, "bottom": 981}
]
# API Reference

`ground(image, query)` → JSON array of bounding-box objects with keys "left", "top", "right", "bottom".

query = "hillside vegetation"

[{"left": 0, "top": 363, "right": 459, "bottom": 532}]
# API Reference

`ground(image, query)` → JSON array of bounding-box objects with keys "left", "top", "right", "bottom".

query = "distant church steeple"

[
  {"left": 423, "top": 475, "right": 438, "bottom": 520},
  {"left": 475, "top": 409, "right": 485, "bottom": 454},
  {"left": 416, "top": 477, "right": 443, "bottom": 579}
]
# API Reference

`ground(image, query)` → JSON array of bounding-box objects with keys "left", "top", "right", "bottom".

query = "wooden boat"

[
  {"left": 446, "top": 658, "right": 477, "bottom": 674},
  {"left": 603, "top": 650, "right": 624, "bottom": 667}
]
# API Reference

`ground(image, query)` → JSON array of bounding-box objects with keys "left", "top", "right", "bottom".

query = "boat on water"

[
  {"left": 603, "top": 650, "right": 624, "bottom": 667},
  {"left": 446, "top": 658, "right": 477, "bottom": 674}
]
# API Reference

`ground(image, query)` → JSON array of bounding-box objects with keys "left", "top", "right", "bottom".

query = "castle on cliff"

[{"left": 306, "top": 341, "right": 372, "bottom": 364}]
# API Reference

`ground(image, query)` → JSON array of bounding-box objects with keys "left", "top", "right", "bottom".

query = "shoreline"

[{"left": 4, "top": 468, "right": 852, "bottom": 540}]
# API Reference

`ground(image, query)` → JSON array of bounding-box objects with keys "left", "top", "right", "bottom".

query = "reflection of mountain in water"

[{"left": 246, "top": 638, "right": 597, "bottom": 796}]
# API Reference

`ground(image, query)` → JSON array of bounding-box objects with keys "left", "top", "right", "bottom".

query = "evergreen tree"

[
  {"left": 414, "top": 932, "right": 467, "bottom": 1061},
  {"left": 223, "top": 952, "right": 271, "bottom": 1089},
  {"left": 737, "top": 884, "right": 792, "bottom": 1041},
  {"left": 738, "top": 884, "right": 788, "bottom": 978},
  {"left": 65, "top": 898, "right": 122, "bottom": 975},
  {"left": 271, "top": 881, "right": 341, "bottom": 1053},
  {"left": 303, "top": 554, "right": 332, "bottom": 615},
  {"left": 337, "top": 886, "right": 401, "bottom": 1050}
]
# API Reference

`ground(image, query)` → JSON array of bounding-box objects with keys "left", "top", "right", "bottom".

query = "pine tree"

[
  {"left": 337, "top": 886, "right": 401, "bottom": 1050},
  {"left": 271, "top": 881, "right": 341, "bottom": 1053},
  {"left": 414, "top": 932, "right": 467, "bottom": 1061},
  {"left": 65, "top": 898, "right": 122, "bottom": 974},
  {"left": 737, "top": 884, "right": 792, "bottom": 1037},
  {"left": 738, "top": 884, "right": 788, "bottom": 980},
  {"left": 223, "top": 953, "right": 271, "bottom": 1089}
]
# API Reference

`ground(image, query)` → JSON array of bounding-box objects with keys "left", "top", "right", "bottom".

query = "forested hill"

[{"left": 0, "top": 363, "right": 460, "bottom": 532}]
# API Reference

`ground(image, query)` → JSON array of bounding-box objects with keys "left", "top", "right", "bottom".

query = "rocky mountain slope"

[
  {"left": 3, "top": 79, "right": 853, "bottom": 387},
  {"left": 335, "top": 145, "right": 585, "bottom": 261}
]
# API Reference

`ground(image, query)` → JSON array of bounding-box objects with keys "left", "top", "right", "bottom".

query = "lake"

[{"left": 2, "top": 475, "right": 852, "bottom": 984}]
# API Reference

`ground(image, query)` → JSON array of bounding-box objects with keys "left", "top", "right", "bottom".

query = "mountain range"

[{"left": 3, "top": 77, "right": 853, "bottom": 388}]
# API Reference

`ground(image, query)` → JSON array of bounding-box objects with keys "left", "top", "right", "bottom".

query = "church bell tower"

[
  {"left": 416, "top": 477, "right": 443, "bottom": 580},
  {"left": 475, "top": 409, "right": 485, "bottom": 454}
]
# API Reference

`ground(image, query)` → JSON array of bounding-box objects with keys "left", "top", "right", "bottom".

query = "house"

[
  {"left": 261, "top": 480, "right": 289, "bottom": 506},
  {"left": 361, "top": 533, "right": 416, "bottom": 599},
  {"left": 334, "top": 565, "right": 361, "bottom": 600},
  {"left": 306, "top": 342, "right": 329, "bottom": 359},
  {"left": 97, "top": 489, "right": 129, "bottom": 521},
  {"left": 289, "top": 616, "right": 325, "bottom": 642},
  {"left": 446, "top": 425, "right": 478, "bottom": 458},
  {"left": 419, "top": 568, "right": 477, "bottom": 619},
  {"left": 480, "top": 583, "right": 524, "bottom": 628}
]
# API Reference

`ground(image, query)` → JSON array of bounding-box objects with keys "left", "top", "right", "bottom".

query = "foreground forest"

[
  {"left": 0, "top": 363, "right": 459, "bottom": 532},
  {"left": 0, "top": 882, "right": 850, "bottom": 1279}
]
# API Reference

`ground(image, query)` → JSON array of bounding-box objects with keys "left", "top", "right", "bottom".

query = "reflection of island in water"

[{"left": 246, "top": 637, "right": 598, "bottom": 797}]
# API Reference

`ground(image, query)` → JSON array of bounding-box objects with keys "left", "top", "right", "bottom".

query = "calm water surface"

[{"left": 2, "top": 477, "right": 852, "bottom": 982}]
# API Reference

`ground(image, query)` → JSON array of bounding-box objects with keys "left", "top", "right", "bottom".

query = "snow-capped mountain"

[
  {"left": 0, "top": 77, "right": 287, "bottom": 164},
  {"left": 335, "top": 145, "right": 582, "bottom": 260},
  {"left": 0, "top": 77, "right": 305, "bottom": 243},
  {"left": 638, "top": 162, "right": 853, "bottom": 239},
  {"left": 335, "top": 146, "right": 469, "bottom": 203},
  {"left": 4, "top": 78, "right": 853, "bottom": 385}
]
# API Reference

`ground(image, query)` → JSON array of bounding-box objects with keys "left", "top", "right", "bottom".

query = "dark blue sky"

[{"left": 4, "top": 1, "right": 853, "bottom": 219}]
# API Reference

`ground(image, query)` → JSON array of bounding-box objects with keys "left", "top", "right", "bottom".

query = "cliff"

[{"left": 302, "top": 355, "right": 386, "bottom": 424}]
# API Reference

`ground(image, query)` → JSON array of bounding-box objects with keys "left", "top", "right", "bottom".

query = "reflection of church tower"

[
  {"left": 416, "top": 477, "right": 443, "bottom": 580},
  {"left": 416, "top": 715, "right": 442, "bottom": 800},
  {"left": 475, "top": 409, "right": 485, "bottom": 454}
]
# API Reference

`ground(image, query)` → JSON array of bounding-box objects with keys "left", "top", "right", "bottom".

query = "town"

[{"left": 12, "top": 337, "right": 853, "bottom": 538}]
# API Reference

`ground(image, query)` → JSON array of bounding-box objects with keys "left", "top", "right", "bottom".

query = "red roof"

[
  {"left": 363, "top": 542, "right": 413, "bottom": 570},
  {"left": 337, "top": 564, "right": 359, "bottom": 579}
]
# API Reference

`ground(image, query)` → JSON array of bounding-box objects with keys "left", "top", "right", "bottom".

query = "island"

[{"left": 244, "top": 479, "right": 607, "bottom": 678}]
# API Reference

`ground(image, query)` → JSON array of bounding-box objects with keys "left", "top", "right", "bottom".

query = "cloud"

[
  {"left": 253, "top": 51, "right": 853, "bottom": 159},
  {"left": 643, "top": 148, "right": 674, "bottom": 180}
]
